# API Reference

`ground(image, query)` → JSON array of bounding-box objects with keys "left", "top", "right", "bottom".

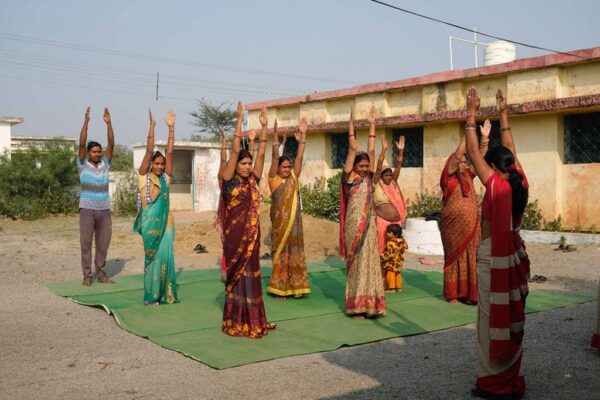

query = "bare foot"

[
  {"left": 448, "top": 299, "right": 461, "bottom": 305},
  {"left": 352, "top": 315, "right": 365, "bottom": 320}
]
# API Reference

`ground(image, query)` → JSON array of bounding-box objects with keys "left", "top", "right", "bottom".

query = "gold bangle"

[{"left": 500, "top": 127, "right": 511, "bottom": 132}]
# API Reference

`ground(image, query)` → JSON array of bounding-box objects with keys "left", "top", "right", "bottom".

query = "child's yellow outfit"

[{"left": 380, "top": 237, "right": 408, "bottom": 291}]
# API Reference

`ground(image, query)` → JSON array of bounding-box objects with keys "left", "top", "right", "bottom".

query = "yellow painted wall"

[
  {"left": 246, "top": 62, "right": 600, "bottom": 227},
  {"left": 561, "top": 164, "right": 600, "bottom": 229}
]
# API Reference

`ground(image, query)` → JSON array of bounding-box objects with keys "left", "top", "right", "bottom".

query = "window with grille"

[
  {"left": 330, "top": 133, "right": 349, "bottom": 169},
  {"left": 461, "top": 120, "right": 502, "bottom": 152},
  {"left": 392, "top": 127, "right": 423, "bottom": 167},
  {"left": 564, "top": 112, "right": 600, "bottom": 164},
  {"left": 283, "top": 136, "right": 298, "bottom": 159}
]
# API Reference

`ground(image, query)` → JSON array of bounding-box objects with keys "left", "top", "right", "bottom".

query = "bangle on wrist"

[
  {"left": 500, "top": 127, "right": 511, "bottom": 132},
  {"left": 369, "top": 135, "right": 376, "bottom": 138},
  {"left": 299, "top": 141, "right": 306, "bottom": 144}
]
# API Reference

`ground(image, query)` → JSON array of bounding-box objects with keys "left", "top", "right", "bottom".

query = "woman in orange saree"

[
  {"left": 267, "top": 117, "right": 310, "bottom": 298},
  {"left": 466, "top": 88, "right": 530, "bottom": 399},
  {"left": 219, "top": 103, "right": 275, "bottom": 338},
  {"left": 439, "top": 120, "right": 490, "bottom": 304},
  {"left": 340, "top": 106, "right": 386, "bottom": 319},
  {"left": 374, "top": 135, "right": 407, "bottom": 253}
]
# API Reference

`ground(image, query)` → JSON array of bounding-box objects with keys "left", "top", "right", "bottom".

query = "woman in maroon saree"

[{"left": 219, "top": 103, "right": 275, "bottom": 338}]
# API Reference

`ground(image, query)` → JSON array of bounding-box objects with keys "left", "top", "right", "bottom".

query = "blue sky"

[{"left": 1, "top": 0, "right": 598, "bottom": 144}]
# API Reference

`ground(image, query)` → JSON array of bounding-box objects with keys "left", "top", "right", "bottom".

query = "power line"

[
  {"left": 0, "top": 31, "right": 362, "bottom": 84},
  {"left": 369, "top": 0, "right": 589, "bottom": 60},
  {"left": 0, "top": 48, "right": 305, "bottom": 93},
  {"left": 0, "top": 58, "right": 298, "bottom": 97}
]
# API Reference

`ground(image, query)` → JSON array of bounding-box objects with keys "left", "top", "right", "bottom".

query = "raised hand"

[
  {"left": 148, "top": 108, "right": 156, "bottom": 128},
  {"left": 367, "top": 105, "right": 377, "bottom": 125},
  {"left": 396, "top": 135, "right": 405, "bottom": 151},
  {"left": 480, "top": 119, "right": 491, "bottom": 138},
  {"left": 84, "top": 106, "right": 91, "bottom": 122},
  {"left": 236, "top": 101, "right": 244, "bottom": 119},
  {"left": 381, "top": 135, "right": 388, "bottom": 153},
  {"left": 259, "top": 106, "right": 268, "bottom": 127},
  {"left": 496, "top": 89, "right": 508, "bottom": 113},
  {"left": 103, "top": 107, "right": 111, "bottom": 124},
  {"left": 466, "top": 87, "right": 480, "bottom": 114},
  {"left": 248, "top": 130, "right": 256, "bottom": 141},
  {"left": 165, "top": 110, "right": 176, "bottom": 128},
  {"left": 296, "top": 116, "right": 308, "bottom": 141},
  {"left": 219, "top": 127, "right": 226, "bottom": 143}
]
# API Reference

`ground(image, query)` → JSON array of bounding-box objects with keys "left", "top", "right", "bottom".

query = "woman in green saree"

[{"left": 134, "top": 109, "right": 179, "bottom": 305}]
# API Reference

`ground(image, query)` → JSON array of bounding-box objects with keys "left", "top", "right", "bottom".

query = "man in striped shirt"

[{"left": 78, "top": 107, "right": 115, "bottom": 286}]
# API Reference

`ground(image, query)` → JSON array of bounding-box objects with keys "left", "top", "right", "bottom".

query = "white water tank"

[
  {"left": 403, "top": 218, "right": 444, "bottom": 256},
  {"left": 484, "top": 40, "right": 516, "bottom": 66}
]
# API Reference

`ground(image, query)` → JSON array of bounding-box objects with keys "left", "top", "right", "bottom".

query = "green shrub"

[
  {"left": 406, "top": 192, "right": 442, "bottom": 218},
  {"left": 543, "top": 215, "right": 563, "bottom": 232},
  {"left": 0, "top": 143, "right": 79, "bottom": 220},
  {"left": 521, "top": 200, "right": 543, "bottom": 230},
  {"left": 113, "top": 173, "right": 139, "bottom": 216},
  {"left": 300, "top": 172, "right": 342, "bottom": 222}
]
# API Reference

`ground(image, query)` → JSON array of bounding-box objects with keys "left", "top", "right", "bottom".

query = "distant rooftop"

[{"left": 0, "top": 117, "right": 24, "bottom": 125}]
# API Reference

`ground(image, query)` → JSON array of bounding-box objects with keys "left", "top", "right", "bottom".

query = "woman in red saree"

[
  {"left": 267, "top": 117, "right": 310, "bottom": 298},
  {"left": 466, "top": 87, "right": 530, "bottom": 399},
  {"left": 219, "top": 103, "right": 275, "bottom": 338},
  {"left": 439, "top": 121, "right": 490, "bottom": 304},
  {"left": 340, "top": 106, "right": 386, "bottom": 319},
  {"left": 374, "top": 135, "right": 407, "bottom": 253}
]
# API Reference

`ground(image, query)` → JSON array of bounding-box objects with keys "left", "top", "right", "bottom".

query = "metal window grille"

[
  {"left": 283, "top": 136, "right": 298, "bottom": 159},
  {"left": 392, "top": 127, "right": 423, "bottom": 167},
  {"left": 564, "top": 112, "right": 600, "bottom": 164},
  {"left": 331, "top": 133, "right": 349, "bottom": 169}
]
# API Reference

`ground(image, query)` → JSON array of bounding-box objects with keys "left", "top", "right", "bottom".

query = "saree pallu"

[
  {"left": 222, "top": 175, "right": 270, "bottom": 338},
  {"left": 215, "top": 179, "right": 227, "bottom": 279},
  {"left": 341, "top": 174, "right": 386, "bottom": 317},
  {"left": 476, "top": 171, "right": 530, "bottom": 398},
  {"left": 439, "top": 156, "right": 480, "bottom": 303},
  {"left": 267, "top": 172, "right": 310, "bottom": 297},
  {"left": 133, "top": 174, "right": 178, "bottom": 305},
  {"left": 592, "top": 281, "right": 600, "bottom": 350},
  {"left": 374, "top": 181, "right": 407, "bottom": 253}
]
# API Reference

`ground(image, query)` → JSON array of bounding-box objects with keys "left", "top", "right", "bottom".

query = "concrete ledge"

[{"left": 521, "top": 230, "right": 600, "bottom": 245}]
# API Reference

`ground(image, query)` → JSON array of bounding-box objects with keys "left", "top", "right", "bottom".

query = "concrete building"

[
  {"left": 11, "top": 135, "right": 77, "bottom": 152},
  {"left": 132, "top": 141, "right": 222, "bottom": 211},
  {"left": 246, "top": 47, "right": 600, "bottom": 229},
  {"left": 0, "top": 117, "right": 24, "bottom": 158}
]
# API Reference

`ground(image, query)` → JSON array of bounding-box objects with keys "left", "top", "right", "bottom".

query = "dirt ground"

[{"left": 0, "top": 209, "right": 598, "bottom": 399}]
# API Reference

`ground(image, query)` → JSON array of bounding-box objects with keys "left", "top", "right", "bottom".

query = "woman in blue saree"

[{"left": 134, "top": 109, "right": 178, "bottom": 305}]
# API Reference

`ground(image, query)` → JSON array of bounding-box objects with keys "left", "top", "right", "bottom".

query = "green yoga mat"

[{"left": 45, "top": 259, "right": 592, "bottom": 369}]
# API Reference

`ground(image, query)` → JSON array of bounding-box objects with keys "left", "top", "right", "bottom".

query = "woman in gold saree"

[
  {"left": 340, "top": 106, "right": 386, "bottom": 318},
  {"left": 267, "top": 117, "right": 310, "bottom": 298}
]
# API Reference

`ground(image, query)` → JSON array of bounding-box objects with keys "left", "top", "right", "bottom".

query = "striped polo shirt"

[{"left": 77, "top": 157, "right": 111, "bottom": 210}]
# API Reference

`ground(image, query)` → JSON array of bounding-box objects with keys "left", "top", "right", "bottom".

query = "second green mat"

[{"left": 46, "top": 261, "right": 592, "bottom": 369}]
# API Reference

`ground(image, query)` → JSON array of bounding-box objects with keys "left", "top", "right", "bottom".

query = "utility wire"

[
  {"left": 0, "top": 31, "right": 361, "bottom": 84},
  {"left": 369, "top": 0, "right": 590, "bottom": 60},
  {"left": 0, "top": 48, "right": 306, "bottom": 93},
  {"left": 0, "top": 58, "right": 297, "bottom": 96}
]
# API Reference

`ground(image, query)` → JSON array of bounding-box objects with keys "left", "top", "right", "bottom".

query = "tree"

[
  {"left": 189, "top": 98, "right": 237, "bottom": 141},
  {"left": 110, "top": 144, "right": 134, "bottom": 171},
  {"left": 0, "top": 141, "right": 79, "bottom": 219}
]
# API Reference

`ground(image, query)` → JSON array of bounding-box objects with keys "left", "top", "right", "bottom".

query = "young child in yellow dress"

[{"left": 380, "top": 223, "right": 408, "bottom": 293}]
